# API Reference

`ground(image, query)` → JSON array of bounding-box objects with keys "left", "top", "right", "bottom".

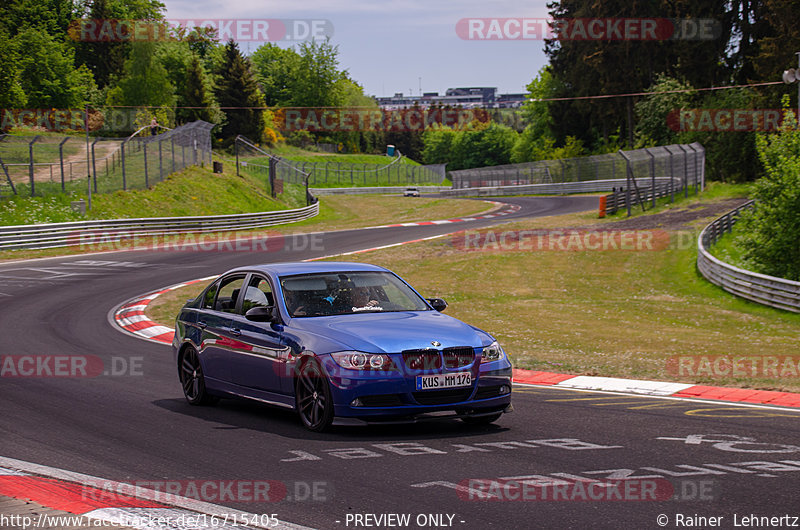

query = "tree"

[
  {"left": 109, "top": 40, "right": 175, "bottom": 108},
  {"left": 250, "top": 43, "right": 301, "bottom": 106},
  {"left": 634, "top": 75, "right": 695, "bottom": 146},
  {"left": 16, "top": 28, "right": 97, "bottom": 108},
  {"left": 512, "top": 67, "right": 559, "bottom": 162},
  {"left": 178, "top": 54, "right": 218, "bottom": 124},
  {"left": 0, "top": 27, "right": 26, "bottom": 108},
  {"left": 74, "top": 0, "right": 166, "bottom": 88},
  {"left": 735, "top": 98, "right": 800, "bottom": 280},
  {"left": 422, "top": 125, "right": 457, "bottom": 165},
  {"left": 214, "top": 39, "right": 265, "bottom": 141},
  {"left": 448, "top": 122, "right": 518, "bottom": 170},
  {"left": 292, "top": 39, "right": 346, "bottom": 108}
]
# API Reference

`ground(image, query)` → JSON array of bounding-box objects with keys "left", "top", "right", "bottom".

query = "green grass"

[
  {"left": 708, "top": 228, "right": 750, "bottom": 270},
  {"left": 229, "top": 144, "right": 441, "bottom": 188},
  {"left": 0, "top": 163, "right": 299, "bottom": 227},
  {"left": 606, "top": 181, "right": 752, "bottom": 220}
]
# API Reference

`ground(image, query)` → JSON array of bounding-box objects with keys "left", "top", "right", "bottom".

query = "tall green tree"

[
  {"left": 214, "top": 39, "right": 265, "bottom": 141},
  {"left": 107, "top": 40, "right": 174, "bottom": 108},
  {"left": 292, "top": 39, "right": 346, "bottom": 108},
  {"left": 74, "top": 0, "right": 165, "bottom": 88},
  {"left": 735, "top": 98, "right": 800, "bottom": 280},
  {"left": 16, "top": 28, "right": 96, "bottom": 108},
  {"left": 179, "top": 55, "right": 217, "bottom": 123},
  {"left": 0, "top": 27, "right": 26, "bottom": 108},
  {"left": 250, "top": 43, "right": 301, "bottom": 107}
]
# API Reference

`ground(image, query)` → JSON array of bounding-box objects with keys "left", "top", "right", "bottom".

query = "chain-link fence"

[
  {"left": 233, "top": 136, "right": 317, "bottom": 205},
  {"left": 0, "top": 121, "right": 214, "bottom": 197},
  {"left": 449, "top": 143, "right": 705, "bottom": 192},
  {"left": 234, "top": 136, "right": 445, "bottom": 189}
]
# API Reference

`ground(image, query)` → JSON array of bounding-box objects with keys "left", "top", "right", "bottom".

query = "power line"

[
  {"left": 527, "top": 81, "right": 784, "bottom": 103},
  {"left": 92, "top": 80, "right": 785, "bottom": 110}
]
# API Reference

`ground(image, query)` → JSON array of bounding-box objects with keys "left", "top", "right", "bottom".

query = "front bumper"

[{"left": 319, "top": 355, "right": 513, "bottom": 420}]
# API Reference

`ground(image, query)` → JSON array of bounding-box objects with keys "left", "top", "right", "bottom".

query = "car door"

[
  {"left": 196, "top": 274, "right": 246, "bottom": 383},
  {"left": 226, "top": 274, "right": 290, "bottom": 394}
]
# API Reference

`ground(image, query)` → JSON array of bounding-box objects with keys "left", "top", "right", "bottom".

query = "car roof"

[{"left": 223, "top": 261, "right": 389, "bottom": 278}]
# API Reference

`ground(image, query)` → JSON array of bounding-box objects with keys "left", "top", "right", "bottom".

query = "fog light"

[
  {"left": 500, "top": 385, "right": 510, "bottom": 394},
  {"left": 351, "top": 398, "right": 363, "bottom": 407}
]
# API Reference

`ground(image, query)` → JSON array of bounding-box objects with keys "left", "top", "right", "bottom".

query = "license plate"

[{"left": 416, "top": 372, "right": 472, "bottom": 390}]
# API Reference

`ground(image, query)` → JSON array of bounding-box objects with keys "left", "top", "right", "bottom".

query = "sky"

[{"left": 161, "top": 0, "right": 552, "bottom": 97}]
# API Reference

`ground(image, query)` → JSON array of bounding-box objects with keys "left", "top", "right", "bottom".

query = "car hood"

[{"left": 288, "top": 311, "right": 491, "bottom": 353}]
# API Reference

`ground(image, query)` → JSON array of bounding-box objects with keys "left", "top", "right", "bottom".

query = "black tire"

[
  {"left": 461, "top": 412, "right": 503, "bottom": 425},
  {"left": 295, "top": 358, "right": 334, "bottom": 432},
  {"left": 179, "top": 346, "right": 217, "bottom": 405}
]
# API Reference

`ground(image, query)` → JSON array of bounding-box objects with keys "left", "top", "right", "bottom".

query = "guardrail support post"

[
  {"left": 143, "top": 142, "right": 149, "bottom": 188},
  {"left": 28, "top": 136, "right": 40, "bottom": 197},
  {"left": 91, "top": 138, "right": 100, "bottom": 193},
  {"left": 59, "top": 137, "right": 69, "bottom": 192}
]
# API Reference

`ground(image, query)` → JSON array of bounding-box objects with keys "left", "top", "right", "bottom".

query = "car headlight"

[
  {"left": 481, "top": 341, "right": 505, "bottom": 363},
  {"left": 331, "top": 351, "right": 394, "bottom": 371}
]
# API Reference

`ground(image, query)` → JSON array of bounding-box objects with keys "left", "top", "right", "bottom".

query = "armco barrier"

[
  {"left": 0, "top": 202, "right": 319, "bottom": 251},
  {"left": 697, "top": 200, "right": 800, "bottom": 313},
  {"left": 439, "top": 178, "right": 674, "bottom": 197},
  {"left": 309, "top": 186, "right": 451, "bottom": 195}
]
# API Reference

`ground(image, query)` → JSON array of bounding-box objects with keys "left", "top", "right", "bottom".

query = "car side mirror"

[
  {"left": 427, "top": 298, "right": 448, "bottom": 312},
  {"left": 245, "top": 306, "right": 275, "bottom": 322}
]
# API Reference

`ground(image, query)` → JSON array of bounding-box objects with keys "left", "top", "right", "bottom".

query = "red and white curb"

[
  {"left": 0, "top": 456, "right": 309, "bottom": 530},
  {"left": 514, "top": 368, "right": 800, "bottom": 408},
  {"left": 369, "top": 201, "right": 521, "bottom": 229},
  {"left": 113, "top": 276, "right": 217, "bottom": 345}
]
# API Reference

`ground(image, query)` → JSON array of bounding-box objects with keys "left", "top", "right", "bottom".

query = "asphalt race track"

[{"left": 2, "top": 195, "right": 800, "bottom": 530}]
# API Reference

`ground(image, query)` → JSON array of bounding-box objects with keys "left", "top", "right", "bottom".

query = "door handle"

[
  {"left": 230, "top": 328, "right": 242, "bottom": 336},
  {"left": 197, "top": 321, "right": 208, "bottom": 329}
]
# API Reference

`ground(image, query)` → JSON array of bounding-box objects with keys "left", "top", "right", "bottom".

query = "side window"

[
  {"left": 202, "top": 283, "right": 219, "bottom": 309},
  {"left": 214, "top": 275, "right": 246, "bottom": 313},
  {"left": 242, "top": 276, "right": 274, "bottom": 314}
]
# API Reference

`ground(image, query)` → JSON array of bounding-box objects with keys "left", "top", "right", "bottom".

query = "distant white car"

[{"left": 403, "top": 187, "right": 420, "bottom": 197}]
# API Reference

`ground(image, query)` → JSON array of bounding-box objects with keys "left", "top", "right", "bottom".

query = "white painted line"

[
  {"left": 85, "top": 507, "right": 245, "bottom": 530},
  {"left": 134, "top": 325, "right": 174, "bottom": 338},
  {"left": 0, "top": 456, "right": 313, "bottom": 530},
  {"left": 118, "top": 304, "right": 148, "bottom": 313},
  {"left": 515, "top": 382, "right": 800, "bottom": 413},
  {"left": 116, "top": 314, "right": 150, "bottom": 325},
  {"left": 555, "top": 376, "right": 694, "bottom": 396},
  {"left": 0, "top": 466, "right": 26, "bottom": 475}
]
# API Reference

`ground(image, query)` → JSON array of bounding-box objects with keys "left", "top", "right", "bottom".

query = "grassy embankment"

[{"left": 0, "top": 160, "right": 491, "bottom": 261}]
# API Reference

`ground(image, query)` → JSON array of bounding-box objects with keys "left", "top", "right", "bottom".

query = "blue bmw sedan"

[{"left": 173, "top": 262, "right": 512, "bottom": 431}]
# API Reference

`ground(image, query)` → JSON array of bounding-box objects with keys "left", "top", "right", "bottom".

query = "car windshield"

[{"left": 280, "top": 271, "right": 429, "bottom": 317}]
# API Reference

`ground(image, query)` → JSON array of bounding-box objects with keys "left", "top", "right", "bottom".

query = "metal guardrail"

[
  {"left": 0, "top": 202, "right": 319, "bottom": 251},
  {"left": 438, "top": 178, "right": 671, "bottom": 197},
  {"left": 603, "top": 178, "right": 685, "bottom": 215},
  {"left": 310, "top": 186, "right": 451, "bottom": 195},
  {"left": 697, "top": 201, "right": 800, "bottom": 313}
]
